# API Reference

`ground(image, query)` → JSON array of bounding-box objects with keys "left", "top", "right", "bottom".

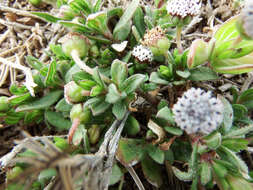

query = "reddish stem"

[{"left": 68, "top": 118, "right": 80, "bottom": 144}]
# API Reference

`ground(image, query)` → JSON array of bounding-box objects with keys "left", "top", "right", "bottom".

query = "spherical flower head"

[
  {"left": 172, "top": 88, "right": 224, "bottom": 135},
  {"left": 238, "top": 0, "right": 253, "bottom": 39},
  {"left": 132, "top": 45, "right": 153, "bottom": 62},
  {"left": 142, "top": 26, "right": 165, "bottom": 47},
  {"left": 166, "top": 0, "right": 201, "bottom": 18}
]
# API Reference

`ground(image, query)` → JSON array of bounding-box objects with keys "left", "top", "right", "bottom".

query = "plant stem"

[
  {"left": 71, "top": 50, "right": 111, "bottom": 83},
  {"left": 176, "top": 26, "right": 183, "bottom": 54},
  {"left": 68, "top": 118, "right": 80, "bottom": 144},
  {"left": 125, "top": 165, "right": 145, "bottom": 190}
]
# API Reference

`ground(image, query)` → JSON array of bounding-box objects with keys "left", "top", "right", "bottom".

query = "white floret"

[
  {"left": 172, "top": 88, "right": 224, "bottom": 135},
  {"left": 132, "top": 45, "right": 153, "bottom": 62},
  {"left": 166, "top": 0, "right": 201, "bottom": 18}
]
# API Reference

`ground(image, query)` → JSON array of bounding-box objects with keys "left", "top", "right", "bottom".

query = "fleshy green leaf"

[
  {"left": 55, "top": 98, "right": 72, "bottom": 112},
  {"left": 116, "top": 138, "right": 146, "bottom": 166},
  {"left": 111, "top": 59, "right": 128, "bottom": 87},
  {"left": 16, "top": 90, "right": 63, "bottom": 112},
  {"left": 59, "top": 21, "right": 93, "bottom": 34},
  {"left": 219, "top": 95, "right": 233, "bottom": 133},
  {"left": 156, "top": 107, "right": 174, "bottom": 123},
  {"left": 149, "top": 72, "right": 169, "bottom": 85},
  {"left": 121, "top": 74, "right": 146, "bottom": 94},
  {"left": 147, "top": 144, "right": 165, "bottom": 164},
  {"left": 164, "top": 126, "right": 183, "bottom": 136},
  {"left": 45, "top": 110, "right": 71, "bottom": 130},
  {"left": 109, "top": 164, "right": 123, "bottom": 185},
  {"left": 106, "top": 84, "right": 126, "bottom": 104},
  {"left": 31, "top": 12, "right": 62, "bottom": 22},
  {"left": 189, "top": 67, "right": 219, "bottom": 81},
  {"left": 141, "top": 156, "right": 163, "bottom": 187},
  {"left": 112, "top": 101, "right": 127, "bottom": 120},
  {"left": 133, "top": 6, "right": 145, "bottom": 37},
  {"left": 113, "top": 0, "right": 140, "bottom": 41},
  {"left": 237, "top": 88, "right": 253, "bottom": 110}
]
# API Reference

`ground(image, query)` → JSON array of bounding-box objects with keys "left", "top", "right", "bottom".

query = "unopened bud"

[
  {"left": 88, "top": 124, "right": 100, "bottom": 144},
  {"left": 70, "top": 104, "right": 91, "bottom": 124},
  {"left": 64, "top": 81, "right": 90, "bottom": 104},
  {"left": 0, "top": 96, "right": 10, "bottom": 112}
]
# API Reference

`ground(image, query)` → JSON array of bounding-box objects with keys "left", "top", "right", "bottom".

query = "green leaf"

[
  {"left": 121, "top": 74, "right": 146, "bottom": 94},
  {"left": 24, "top": 110, "right": 43, "bottom": 125},
  {"left": 45, "top": 60, "right": 60, "bottom": 86},
  {"left": 219, "top": 146, "right": 248, "bottom": 175},
  {"left": 200, "top": 162, "right": 212, "bottom": 185},
  {"left": 72, "top": 125, "right": 89, "bottom": 147},
  {"left": 9, "top": 93, "right": 31, "bottom": 105},
  {"left": 222, "top": 138, "right": 248, "bottom": 152},
  {"left": 116, "top": 138, "right": 146, "bottom": 166},
  {"left": 65, "top": 64, "right": 81, "bottom": 83},
  {"left": 232, "top": 104, "right": 248, "bottom": 121},
  {"left": 112, "top": 101, "right": 127, "bottom": 120},
  {"left": 212, "top": 160, "right": 228, "bottom": 178},
  {"left": 109, "top": 164, "right": 123, "bottom": 185},
  {"left": 113, "top": 0, "right": 140, "bottom": 41},
  {"left": 16, "top": 90, "right": 63, "bottom": 112},
  {"left": 141, "top": 156, "right": 163, "bottom": 187},
  {"left": 189, "top": 67, "right": 219, "bottom": 81},
  {"left": 147, "top": 144, "right": 165, "bottom": 164},
  {"left": 26, "top": 56, "right": 43, "bottom": 71},
  {"left": 38, "top": 168, "right": 57, "bottom": 181},
  {"left": 203, "top": 132, "right": 222, "bottom": 150},
  {"left": 59, "top": 21, "right": 93, "bottom": 34},
  {"left": 187, "top": 39, "right": 209, "bottom": 68},
  {"left": 68, "top": 0, "right": 92, "bottom": 15},
  {"left": 111, "top": 59, "right": 128, "bottom": 87},
  {"left": 123, "top": 115, "right": 140, "bottom": 136},
  {"left": 106, "top": 84, "right": 126, "bottom": 104},
  {"left": 237, "top": 88, "right": 253, "bottom": 110},
  {"left": 54, "top": 137, "right": 69, "bottom": 151},
  {"left": 149, "top": 72, "right": 169, "bottom": 85},
  {"left": 93, "top": 0, "right": 102, "bottom": 12},
  {"left": 133, "top": 6, "right": 145, "bottom": 37},
  {"left": 49, "top": 44, "right": 68, "bottom": 59},
  {"left": 176, "top": 70, "right": 191, "bottom": 79},
  {"left": 90, "top": 85, "right": 104, "bottom": 97},
  {"left": 224, "top": 125, "right": 253, "bottom": 138},
  {"left": 31, "top": 12, "right": 61, "bottom": 22},
  {"left": 211, "top": 52, "right": 253, "bottom": 74},
  {"left": 92, "top": 67, "right": 106, "bottom": 88},
  {"left": 89, "top": 98, "right": 110, "bottom": 116},
  {"left": 55, "top": 98, "right": 72, "bottom": 112},
  {"left": 172, "top": 167, "right": 193, "bottom": 181},
  {"left": 164, "top": 126, "right": 183, "bottom": 136},
  {"left": 219, "top": 95, "right": 233, "bottom": 133},
  {"left": 156, "top": 107, "right": 174, "bottom": 123},
  {"left": 86, "top": 11, "right": 111, "bottom": 37},
  {"left": 45, "top": 110, "right": 71, "bottom": 130}
]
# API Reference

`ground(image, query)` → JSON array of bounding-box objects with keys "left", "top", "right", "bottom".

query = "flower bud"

[
  {"left": 141, "top": 26, "right": 170, "bottom": 57},
  {"left": 70, "top": 104, "right": 91, "bottom": 124},
  {"left": 64, "top": 81, "right": 90, "bottom": 104},
  {"left": 0, "top": 96, "right": 10, "bottom": 112},
  {"left": 88, "top": 124, "right": 100, "bottom": 144},
  {"left": 58, "top": 5, "right": 78, "bottom": 20},
  {"left": 61, "top": 33, "right": 90, "bottom": 57},
  {"left": 90, "top": 45, "right": 99, "bottom": 58}
]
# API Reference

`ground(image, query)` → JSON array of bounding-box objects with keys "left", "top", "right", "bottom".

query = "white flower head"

[
  {"left": 166, "top": 0, "right": 201, "bottom": 18},
  {"left": 241, "top": 0, "right": 253, "bottom": 38},
  {"left": 172, "top": 88, "right": 224, "bottom": 135},
  {"left": 132, "top": 45, "right": 153, "bottom": 62}
]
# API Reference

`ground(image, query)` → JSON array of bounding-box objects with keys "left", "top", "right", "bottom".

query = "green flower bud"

[
  {"left": 58, "top": 5, "right": 78, "bottom": 20},
  {"left": 70, "top": 104, "right": 91, "bottom": 124},
  {"left": 62, "top": 33, "right": 90, "bottom": 57},
  {"left": 0, "top": 96, "right": 10, "bottom": 112},
  {"left": 142, "top": 26, "right": 170, "bottom": 57},
  {"left": 64, "top": 81, "right": 90, "bottom": 104},
  {"left": 7, "top": 166, "right": 23, "bottom": 180},
  {"left": 88, "top": 124, "right": 100, "bottom": 144}
]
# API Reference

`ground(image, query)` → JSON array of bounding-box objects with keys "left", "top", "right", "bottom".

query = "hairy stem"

[
  {"left": 176, "top": 26, "right": 183, "bottom": 54},
  {"left": 68, "top": 118, "right": 81, "bottom": 144}
]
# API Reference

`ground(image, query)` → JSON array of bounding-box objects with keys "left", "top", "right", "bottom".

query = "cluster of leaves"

[{"left": 1, "top": 0, "right": 253, "bottom": 189}]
